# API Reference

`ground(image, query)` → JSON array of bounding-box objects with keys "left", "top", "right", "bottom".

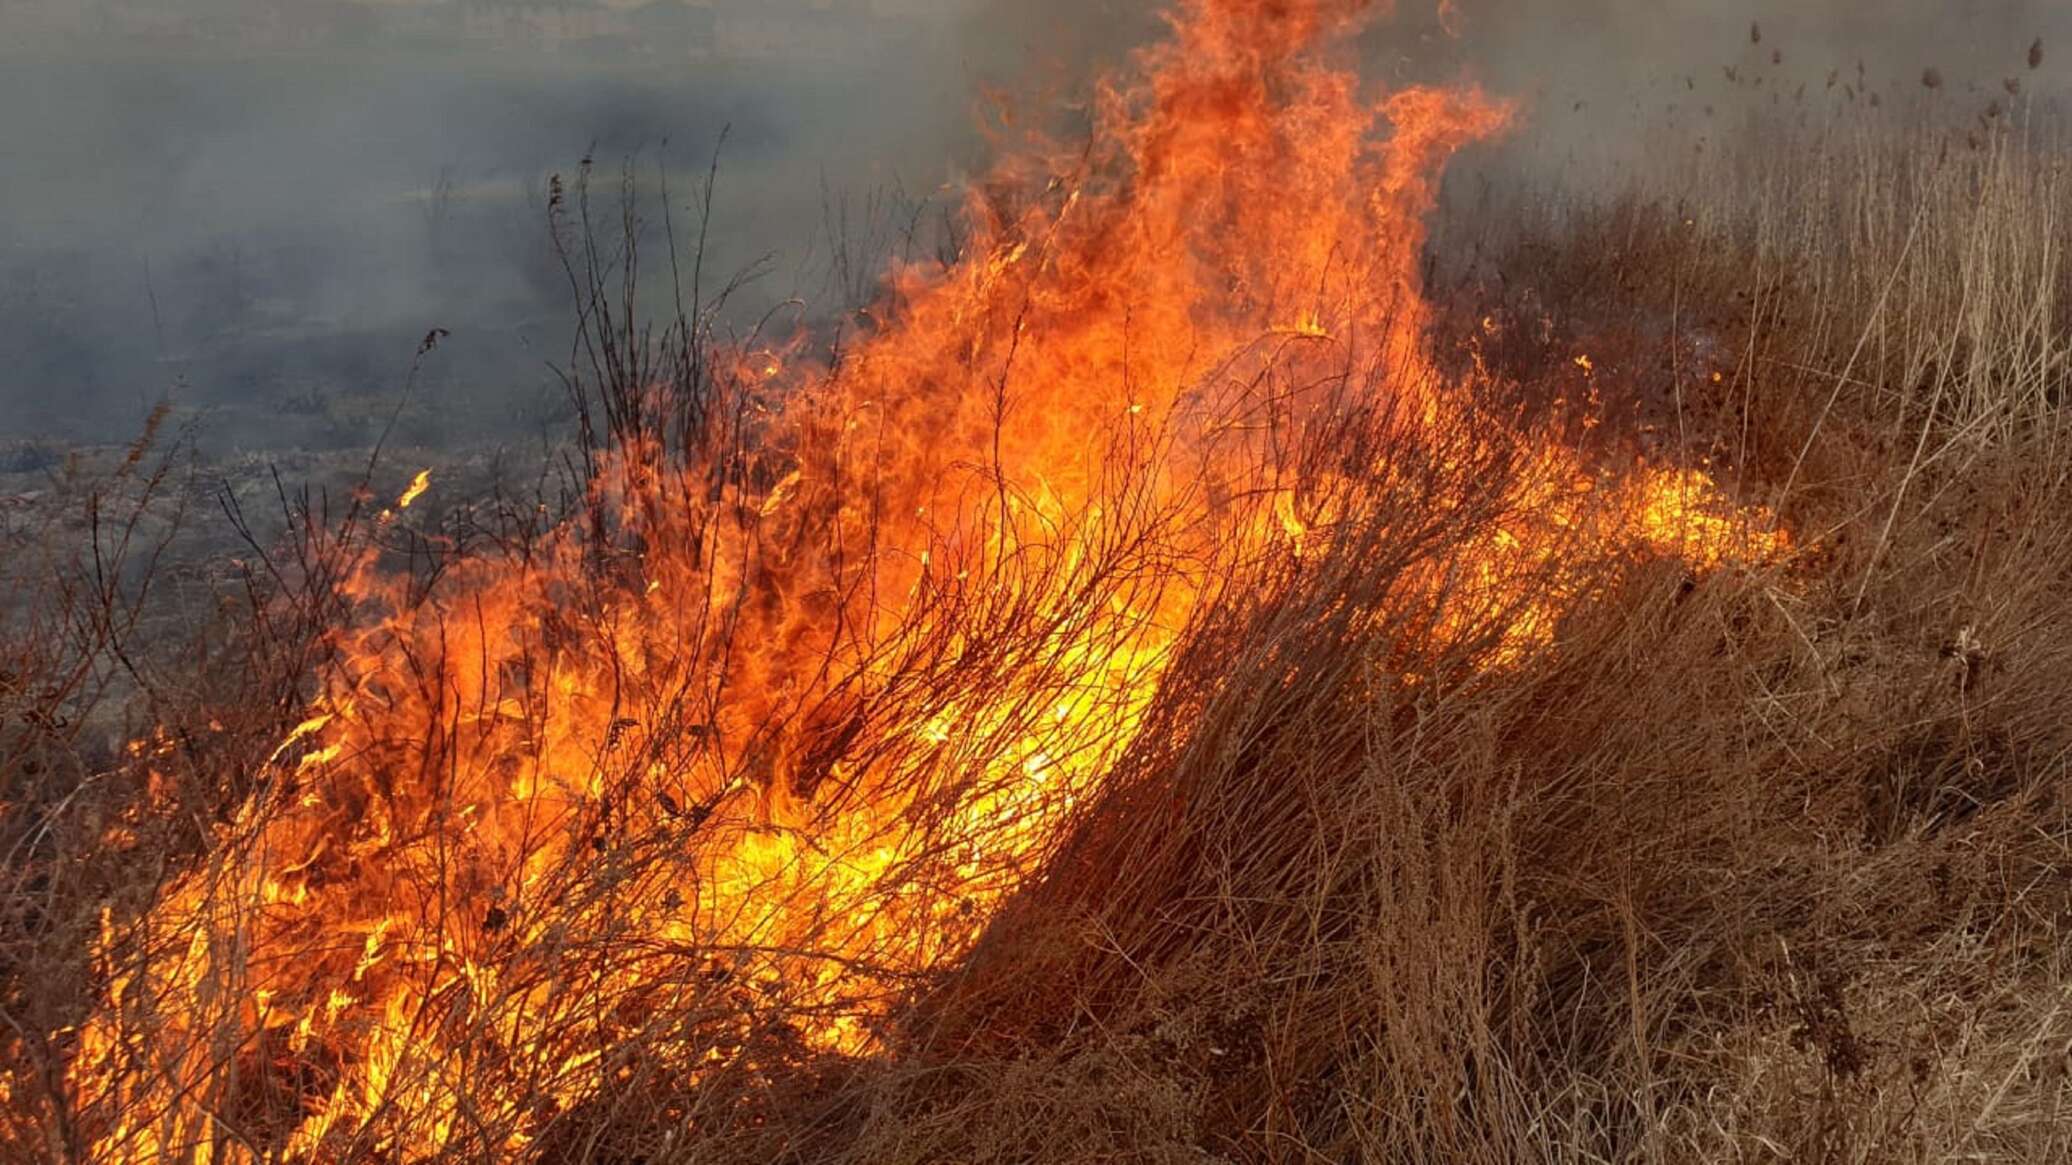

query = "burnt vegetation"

[{"left": 5, "top": 18, "right": 2072, "bottom": 1165}]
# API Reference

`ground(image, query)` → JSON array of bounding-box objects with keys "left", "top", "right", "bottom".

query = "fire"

[
  {"left": 61, "top": 1, "right": 1786, "bottom": 1160},
  {"left": 395, "top": 469, "right": 432, "bottom": 510}
]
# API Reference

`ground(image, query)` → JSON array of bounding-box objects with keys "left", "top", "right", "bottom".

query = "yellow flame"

[{"left": 398, "top": 469, "right": 432, "bottom": 510}]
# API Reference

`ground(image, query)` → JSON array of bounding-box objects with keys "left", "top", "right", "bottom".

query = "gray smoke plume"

[{"left": 2, "top": 1, "right": 2063, "bottom": 447}]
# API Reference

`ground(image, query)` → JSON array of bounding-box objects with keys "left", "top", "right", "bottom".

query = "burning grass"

[{"left": 5, "top": 1, "right": 2071, "bottom": 1162}]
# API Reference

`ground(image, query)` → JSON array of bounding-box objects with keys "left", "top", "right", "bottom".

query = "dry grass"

[{"left": 4, "top": 114, "right": 2071, "bottom": 1164}]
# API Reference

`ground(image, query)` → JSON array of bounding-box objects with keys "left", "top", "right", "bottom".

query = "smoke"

[
  {"left": 0, "top": 10, "right": 984, "bottom": 447},
  {"left": 956, "top": 0, "right": 2068, "bottom": 108},
  {"left": 4, "top": 1, "right": 2066, "bottom": 447},
  {"left": 976, "top": 1, "right": 2068, "bottom": 137},
  {"left": 1446, "top": 1, "right": 2068, "bottom": 170},
  {"left": 944, "top": 0, "right": 2070, "bottom": 222},
  {"left": 1456, "top": 0, "right": 2065, "bottom": 96}
]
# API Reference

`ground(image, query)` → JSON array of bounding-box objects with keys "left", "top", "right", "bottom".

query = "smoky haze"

[
  {"left": 2, "top": 1, "right": 2066, "bottom": 448},
  {"left": 1, "top": 2, "right": 991, "bottom": 449},
  {"left": 1444, "top": 2, "right": 2071, "bottom": 181}
]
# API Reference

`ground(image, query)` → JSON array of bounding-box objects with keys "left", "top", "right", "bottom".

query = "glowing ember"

[{"left": 62, "top": 1, "right": 1786, "bottom": 1160}]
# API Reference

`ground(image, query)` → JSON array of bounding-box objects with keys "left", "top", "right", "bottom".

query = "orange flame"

[{"left": 62, "top": 2, "right": 1785, "bottom": 1160}]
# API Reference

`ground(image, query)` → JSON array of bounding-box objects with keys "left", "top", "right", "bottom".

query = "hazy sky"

[{"left": 1, "top": 1, "right": 2065, "bottom": 445}]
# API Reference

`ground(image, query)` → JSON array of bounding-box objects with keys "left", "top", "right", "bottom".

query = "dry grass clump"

[
  {"left": 3, "top": 118, "right": 2071, "bottom": 1165},
  {"left": 0, "top": 419, "right": 281, "bottom": 1157},
  {"left": 662, "top": 124, "right": 2072, "bottom": 1164},
  {"left": 1012, "top": 127, "right": 2072, "bottom": 1164}
]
